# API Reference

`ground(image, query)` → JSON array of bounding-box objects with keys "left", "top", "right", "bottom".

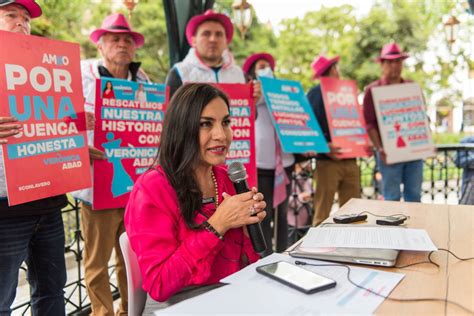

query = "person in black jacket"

[{"left": 0, "top": 1, "right": 67, "bottom": 315}]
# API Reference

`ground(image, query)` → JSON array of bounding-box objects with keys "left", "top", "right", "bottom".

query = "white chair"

[{"left": 119, "top": 232, "right": 147, "bottom": 316}]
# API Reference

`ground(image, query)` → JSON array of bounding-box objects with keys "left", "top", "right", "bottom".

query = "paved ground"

[{"left": 12, "top": 248, "right": 121, "bottom": 315}]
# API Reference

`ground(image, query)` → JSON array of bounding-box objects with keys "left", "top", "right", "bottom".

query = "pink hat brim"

[
  {"left": 90, "top": 29, "right": 144, "bottom": 48},
  {"left": 313, "top": 56, "right": 340, "bottom": 79},
  {"left": 242, "top": 53, "right": 275, "bottom": 75},
  {"left": 376, "top": 53, "right": 409, "bottom": 63},
  {"left": 186, "top": 12, "right": 233, "bottom": 46},
  {"left": 2, "top": 0, "right": 42, "bottom": 18}
]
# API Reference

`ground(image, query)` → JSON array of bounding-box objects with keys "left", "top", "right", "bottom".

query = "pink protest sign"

[
  {"left": 321, "top": 77, "right": 370, "bottom": 158},
  {"left": 93, "top": 78, "right": 168, "bottom": 210},
  {"left": 371, "top": 82, "right": 435, "bottom": 164},
  {"left": 214, "top": 83, "right": 257, "bottom": 188},
  {"left": 0, "top": 31, "right": 91, "bottom": 206}
]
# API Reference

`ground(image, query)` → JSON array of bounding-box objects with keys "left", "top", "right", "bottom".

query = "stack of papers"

[{"left": 300, "top": 226, "right": 437, "bottom": 252}]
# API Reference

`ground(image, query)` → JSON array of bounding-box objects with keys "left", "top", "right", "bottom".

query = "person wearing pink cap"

[
  {"left": 72, "top": 13, "right": 150, "bottom": 316},
  {"left": 307, "top": 55, "right": 361, "bottom": 226},
  {"left": 362, "top": 42, "right": 423, "bottom": 202},
  {"left": 0, "top": 1, "right": 67, "bottom": 315},
  {"left": 242, "top": 52, "right": 294, "bottom": 255},
  {"left": 165, "top": 10, "right": 261, "bottom": 100}
]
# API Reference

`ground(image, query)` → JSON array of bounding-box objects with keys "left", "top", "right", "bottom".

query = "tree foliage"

[
  {"left": 214, "top": 0, "right": 277, "bottom": 64},
  {"left": 28, "top": 0, "right": 469, "bottom": 106},
  {"left": 32, "top": 0, "right": 111, "bottom": 58},
  {"left": 32, "top": 0, "right": 168, "bottom": 82},
  {"left": 276, "top": 5, "right": 357, "bottom": 90},
  {"left": 272, "top": 0, "right": 458, "bottom": 97},
  {"left": 130, "top": 0, "right": 169, "bottom": 82},
  {"left": 348, "top": 0, "right": 455, "bottom": 93}
]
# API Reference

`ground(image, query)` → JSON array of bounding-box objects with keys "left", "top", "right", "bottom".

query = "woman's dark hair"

[
  {"left": 158, "top": 83, "right": 230, "bottom": 229},
  {"left": 103, "top": 80, "right": 113, "bottom": 92},
  {"left": 245, "top": 59, "right": 274, "bottom": 82},
  {"left": 245, "top": 62, "right": 258, "bottom": 82}
]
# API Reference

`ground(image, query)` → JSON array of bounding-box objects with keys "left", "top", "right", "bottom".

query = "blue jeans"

[
  {"left": 0, "top": 211, "right": 66, "bottom": 316},
  {"left": 379, "top": 159, "right": 423, "bottom": 202}
]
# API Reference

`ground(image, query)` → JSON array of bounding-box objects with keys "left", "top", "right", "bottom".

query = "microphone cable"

[{"left": 295, "top": 248, "right": 474, "bottom": 314}]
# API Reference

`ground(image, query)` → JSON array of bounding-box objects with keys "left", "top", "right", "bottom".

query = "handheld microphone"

[{"left": 227, "top": 162, "right": 267, "bottom": 254}]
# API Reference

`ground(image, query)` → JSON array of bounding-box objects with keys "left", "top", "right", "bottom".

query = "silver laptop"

[
  {"left": 290, "top": 245, "right": 399, "bottom": 267},
  {"left": 289, "top": 224, "right": 400, "bottom": 267}
]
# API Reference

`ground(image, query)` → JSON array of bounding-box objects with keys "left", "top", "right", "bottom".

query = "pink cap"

[
  {"left": 0, "top": 0, "right": 42, "bottom": 18},
  {"left": 186, "top": 10, "right": 233, "bottom": 45},
  {"left": 376, "top": 42, "right": 409, "bottom": 62},
  {"left": 242, "top": 53, "right": 275, "bottom": 75},
  {"left": 90, "top": 13, "right": 144, "bottom": 48},
  {"left": 311, "top": 55, "right": 340, "bottom": 79}
]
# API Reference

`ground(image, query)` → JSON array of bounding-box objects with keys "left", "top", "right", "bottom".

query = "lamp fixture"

[
  {"left": 443, "top": 14, "right": 460, "bottom": 47},
  {"left": 123, "top": 0, "right": 139, "bottom": 21},
  {"left": 232, "top": 0, "right": 253, "bottom": 40}
]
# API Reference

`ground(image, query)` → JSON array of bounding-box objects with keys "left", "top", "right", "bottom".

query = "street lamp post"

[
  {"left": 443, "top": 14, "right": 460, "bottom": 48},
  {"left": 232, "top": 0, "right": 253, "bottom": 40},
  {"left": 123, "top": 0, "right": 139, "bottom": 21}
]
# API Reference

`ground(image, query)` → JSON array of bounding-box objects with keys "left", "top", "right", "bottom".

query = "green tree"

[
  {"left": 29, "top": 0, "right": 467, "bottom": 101},
  {"left": 32, "top": 0, "right": 169, "bottom": 83},
  {"left": 32, "top": 0, "right": 111, "bottom": 59},
  {"left": 276, "top": 5, "right": 357, "bottom": 90},
  {"left": 271, "top": 0, "right": 458, "bottom": 102},
  {"left": 31, "top": 0, "right": 87, "bottom": 40},
  {"left": 348, "top": 0, "right": 455, "bottom": 93},
  {"left": 213, "top": 0, "right": 277, "bottom": 68},
  {"left": 129, "top": 0, "right": 169, "bottom": 82}
]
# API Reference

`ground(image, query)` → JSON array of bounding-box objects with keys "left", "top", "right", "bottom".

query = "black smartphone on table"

[
  {"left": 256, "top": 261, "right": 337, "bottom": 294},
  {"left": 333, "top": 213, "right": 367, "bottom": 223}
]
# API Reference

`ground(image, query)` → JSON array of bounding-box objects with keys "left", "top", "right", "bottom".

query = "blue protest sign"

[{"left": 260, "top": 77, "right": 329, "bottom": 153}]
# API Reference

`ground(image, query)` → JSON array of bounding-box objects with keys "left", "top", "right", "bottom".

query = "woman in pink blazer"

[{"left": 125, "top": 83, "right": 266, "bottom": 302}]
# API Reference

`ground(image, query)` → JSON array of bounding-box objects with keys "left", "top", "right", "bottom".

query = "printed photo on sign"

[
  {"left": 93, "top": 78, "right": 168, "bottom": 210},
  {"left": 371, "top": 82, "right": 435, "bottom": 164},
  {"left": 260, "top": 77, "right": 329, "bottom": 154},
  {"left": 0, "top": 31, "right": 91, "bottom": 206},
  {"left": 321, "top": 77, "right": 370, "bottom": 158},
  {"left": 213, "top": 83, "right": 257, "bottom": 188}
]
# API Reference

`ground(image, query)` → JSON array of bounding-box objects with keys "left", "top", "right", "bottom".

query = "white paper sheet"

[
  {"left": 155, "top": 253, "right": 404, "bottom": 315},
  {"left": 300, "top": 226, "right": 437, "bottom": 252}
]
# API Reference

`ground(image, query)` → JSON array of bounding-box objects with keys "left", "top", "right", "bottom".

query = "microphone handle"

[
  {"left": 233, "top": 180, "right": 267, "bottom": 254},
  {"left": 247, "top": 222, "right": 267, "bottom": 253},
  {"left": 232, "top": 180, "right": 248, "bottom": 194}
]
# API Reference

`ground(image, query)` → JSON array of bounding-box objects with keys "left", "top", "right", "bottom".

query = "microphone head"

[{"left": 227, "top": 162, "right": 247, "bottom": 183}]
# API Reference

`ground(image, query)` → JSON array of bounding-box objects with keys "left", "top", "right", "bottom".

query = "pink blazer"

[{"left": 124, "top": 165, "right": 260, "bottom": 302}]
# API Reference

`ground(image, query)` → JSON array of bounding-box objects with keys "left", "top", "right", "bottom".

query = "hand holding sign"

[
  {"left": 88, "top": 146, "right": 105, "bottom": 162},
  {"left": 327, "top": 142, "right": 343, "bottom": 161},
  {"left": 86, "top": 112, "right": 95, "bottom": 130},
  {"left": 252, "top": 80, "right": 262, "bottom": 101},
  {"left": 0, "top": 117, "right": 21, "bottom": 143},
  {"left": 379, "top": 148, "right": 387, "bottom": 164}
]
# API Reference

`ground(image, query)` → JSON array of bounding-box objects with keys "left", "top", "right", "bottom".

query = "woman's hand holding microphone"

[{"left": 207, "top": 187, "right": 266, "bottom": 236}]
